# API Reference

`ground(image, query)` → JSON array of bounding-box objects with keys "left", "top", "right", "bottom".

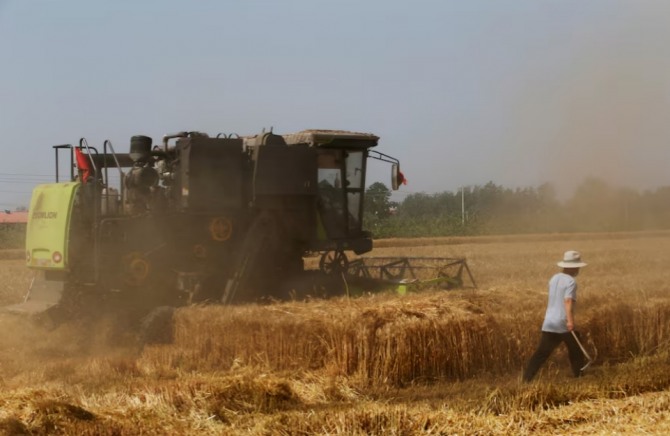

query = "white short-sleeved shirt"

[{"left": 541, "top": 272, "right": 577, "bottom": 333}]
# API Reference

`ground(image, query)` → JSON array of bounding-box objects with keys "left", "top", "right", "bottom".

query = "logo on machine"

[{"left": 32, "top": 211, "right": 58, "bottom": 220}]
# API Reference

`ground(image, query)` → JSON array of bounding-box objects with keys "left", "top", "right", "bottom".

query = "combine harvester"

[{"left": 9, "top": 129, "right": 475, "bottom": 325}]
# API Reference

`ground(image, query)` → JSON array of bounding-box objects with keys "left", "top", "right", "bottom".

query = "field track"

[{"left": 1, "top": 231, "right": 670, "bottom": 434}]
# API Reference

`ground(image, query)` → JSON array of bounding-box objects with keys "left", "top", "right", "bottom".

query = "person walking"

[{"left": 523, "top": 250, "right": 588, "bottom": 382}]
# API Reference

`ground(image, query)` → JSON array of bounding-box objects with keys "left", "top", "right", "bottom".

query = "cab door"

[{"left": 316, "top": 149, "right": 347, "bottom": 239}]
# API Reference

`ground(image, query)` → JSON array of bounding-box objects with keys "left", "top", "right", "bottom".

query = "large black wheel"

[
  {"left": 139, "top": 306, "right": 175, "bottom": 345},
  {"left": 319, "top": 250, "right": 349, "bottom": 275},
  {"left": 191, "top": 274, "right": 227, "bottom": 304}
]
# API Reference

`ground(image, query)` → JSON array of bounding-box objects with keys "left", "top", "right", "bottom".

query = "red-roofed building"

[{"left": 0, "top": 211, "right": 29, "bottom": 223}]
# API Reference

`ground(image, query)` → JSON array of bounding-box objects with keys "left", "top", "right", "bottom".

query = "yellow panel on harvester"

[{"left": 26, "top": 182, "right": 80, "bottom": 270}]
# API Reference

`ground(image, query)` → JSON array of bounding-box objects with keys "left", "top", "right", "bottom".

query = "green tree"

[{"left": 364, "top": 182, "right": 393, "bottom": 219}]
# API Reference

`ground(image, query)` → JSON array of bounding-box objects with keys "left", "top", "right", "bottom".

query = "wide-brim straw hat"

[{"left": 557, "top": 250, "right": 587, "bottom": 268}]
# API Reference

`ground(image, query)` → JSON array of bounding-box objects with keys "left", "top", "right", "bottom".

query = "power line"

[
  {"left": 0, "top": 173, "right": 54, "bottom": 180},
  {"left": 0, "top": 172, "right": 56, "bottom": 177},
  {"left": 0, "top": 180, "right": 52, "bottom": 184}
]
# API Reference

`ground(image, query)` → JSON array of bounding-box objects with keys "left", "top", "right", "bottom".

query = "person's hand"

[{"left": 567, "top": 321, "right": 574, "bottom": 331}]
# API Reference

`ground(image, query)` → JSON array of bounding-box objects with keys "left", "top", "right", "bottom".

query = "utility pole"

[{"left": 461, "top": 186, "right": 465, "bottom": 225}]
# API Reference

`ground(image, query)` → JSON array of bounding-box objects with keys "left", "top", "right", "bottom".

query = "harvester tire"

[
  {"left": 319, "top": 250, "right": 349, "bottom": 275},
  {"left": 139, "top": 306, "right": 175, "bottom": 345}
]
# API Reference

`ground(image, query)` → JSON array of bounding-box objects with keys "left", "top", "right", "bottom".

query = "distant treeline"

[
  {"left": 2, "top": 177, "right": 669, "bottom": 249},
  {"left": 364, "top": 178, "right": 670, "bottom": 238}
]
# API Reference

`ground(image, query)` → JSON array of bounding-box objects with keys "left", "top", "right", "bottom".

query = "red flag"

[
  {"left": 74, "top": 147, "right": 92, "bottom": 183},
  {"left": 398, "top": 170, "right": 407, "bottom": 185}
]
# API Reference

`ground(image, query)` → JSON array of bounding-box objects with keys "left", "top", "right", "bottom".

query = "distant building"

[{"left": 0, "top": 210, "right": 29, "bottom": 224}]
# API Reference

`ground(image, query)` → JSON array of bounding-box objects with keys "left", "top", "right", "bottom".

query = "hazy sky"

[{"left": 1, "top": 0, "right": 670, "bottom": 209}]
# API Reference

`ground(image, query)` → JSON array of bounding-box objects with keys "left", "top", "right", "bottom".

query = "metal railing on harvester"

[{"left": 344, "top": 256, "right": 477, "bottom": 294}]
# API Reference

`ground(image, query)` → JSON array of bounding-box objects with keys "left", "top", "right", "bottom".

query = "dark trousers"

[{"left": 523, "top": 331, "right": 585, "bottom": 382}]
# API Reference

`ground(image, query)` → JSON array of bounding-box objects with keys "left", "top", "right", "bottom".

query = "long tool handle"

[{"left": 571, "top": 330, "right": 593, "bottom": 371}]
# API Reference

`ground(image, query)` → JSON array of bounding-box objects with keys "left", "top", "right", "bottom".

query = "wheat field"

[{"left": 1, "top": 232, "right": 670, "bottom": 434}]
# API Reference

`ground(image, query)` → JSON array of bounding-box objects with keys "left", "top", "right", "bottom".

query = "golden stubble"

[{"left": 1, "top": 232, "right": 670, "bottom": 434}]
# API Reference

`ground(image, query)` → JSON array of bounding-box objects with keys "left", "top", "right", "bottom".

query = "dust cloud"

[
  {"left": 545, "top": 62, "right": 669, "bottom": 198},
  {"left": 504, "top": 12, "right": 670, "bottom": 200}
]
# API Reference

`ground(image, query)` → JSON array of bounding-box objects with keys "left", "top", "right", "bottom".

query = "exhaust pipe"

[{"left": 162, "top": 132, "right": 189, "bottom": 151}]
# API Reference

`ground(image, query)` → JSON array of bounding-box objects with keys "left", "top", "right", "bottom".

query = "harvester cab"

[{"left": 14, "top": 129, "right": 474, "bottom": 320}]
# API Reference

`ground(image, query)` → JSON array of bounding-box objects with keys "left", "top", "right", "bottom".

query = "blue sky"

[{"left": 1, "top": 0, "right": 670, "bottom": 209}]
